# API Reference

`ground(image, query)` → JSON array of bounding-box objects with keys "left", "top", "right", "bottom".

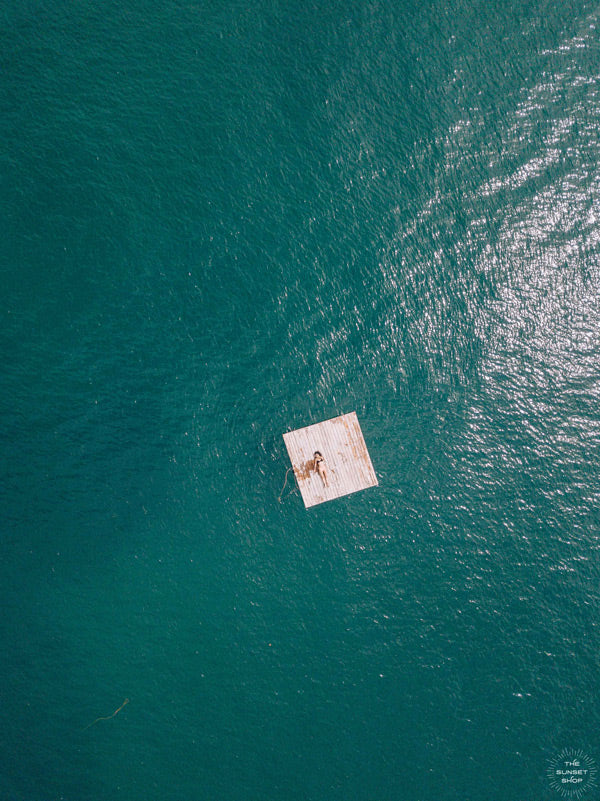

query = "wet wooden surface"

[{"left": 283, "top": 412, "right": 378, "bottom": 508}]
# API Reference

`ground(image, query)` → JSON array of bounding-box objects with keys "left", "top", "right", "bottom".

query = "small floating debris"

[
  {"left": 283, "top": 412, "right": 378, "bottom": 508},
  {"left": 83, "top": 698, "right": 129, "bottom": 731}
]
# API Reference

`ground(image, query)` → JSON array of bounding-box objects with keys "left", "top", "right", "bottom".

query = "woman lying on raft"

[{"left": 313, "top": 451, "right": 329, "bottom": 487}]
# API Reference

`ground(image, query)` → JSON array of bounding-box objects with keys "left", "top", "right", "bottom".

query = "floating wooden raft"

[{"left": 283, "top": 411, "right": 378, "bottom": 508}]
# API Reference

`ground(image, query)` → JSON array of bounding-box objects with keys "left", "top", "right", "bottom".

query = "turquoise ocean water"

[{"left": 2, "top": 1, "right": 600, "bottom": 799}]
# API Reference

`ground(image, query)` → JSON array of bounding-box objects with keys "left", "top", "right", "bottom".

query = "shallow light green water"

[{"left": 2, "top": 1, "right": 600, "bottom": 799}]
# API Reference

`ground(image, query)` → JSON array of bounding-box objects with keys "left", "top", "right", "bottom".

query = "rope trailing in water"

[
  {"left": 278, "top": 467, "right": 295, "bottom": 503},
  {"left": 83, "top": 698, "right": 129, "bottom": 731}
]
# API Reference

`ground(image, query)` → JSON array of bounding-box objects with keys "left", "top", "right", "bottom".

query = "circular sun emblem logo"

[{"left": 547, "top": 748, "right": 597, "bottom": 799}]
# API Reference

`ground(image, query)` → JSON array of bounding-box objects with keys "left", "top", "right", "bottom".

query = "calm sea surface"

[{"left": 2, "top": 1, "right": 600, "bottom": 799}]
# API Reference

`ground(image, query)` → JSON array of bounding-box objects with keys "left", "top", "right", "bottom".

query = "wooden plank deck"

[{"left": 282, "top": 412, "right": 378, "bottom": 508}]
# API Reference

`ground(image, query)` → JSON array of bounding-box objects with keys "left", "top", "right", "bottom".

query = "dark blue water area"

[{"left": 2, "top": 1, "right": 600, "bottom": 799}]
